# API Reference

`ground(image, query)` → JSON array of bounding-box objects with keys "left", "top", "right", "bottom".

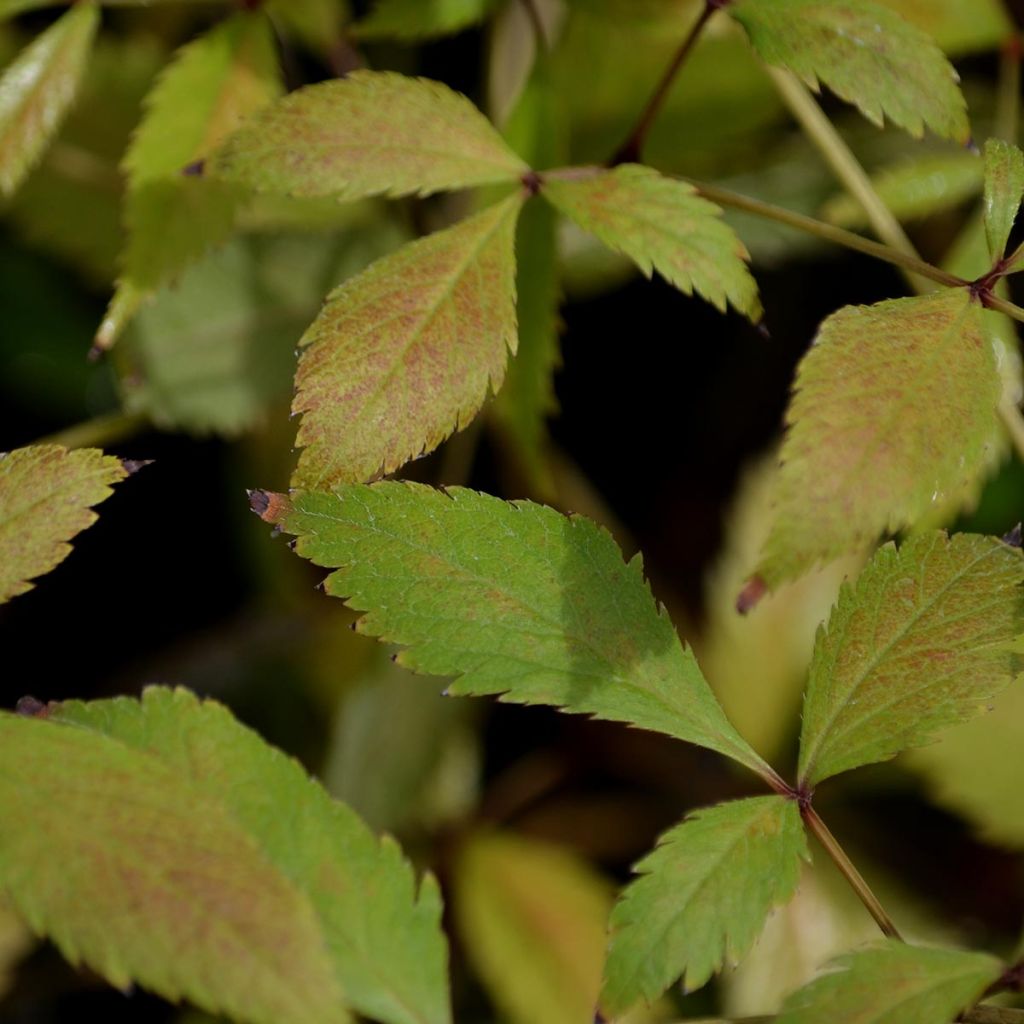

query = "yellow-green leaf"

[
  {"left": 776, "top": 941, "right": 1002, "bottom": 1024},
  {"left": 542, "top": 165, "right": 761, "bottom": 319},
  {"left": 354, "top": 0, "right": 497, "bottom": 40},
  {"left": 798, "top": 531, "right": 1024, "bottom": 787},
  {"left": 24, "top": 686, "right": 452, "bottom": 1024},
  {"left": 729, "top": 0, "right": 969, "bottom": 142},
  {"left": 983, "top": 138, "right": 1024, "bottom": 263},
  {"left": 0, "top": 444, "right": 130, "bottom": 605},
  {"left": 0, "top": 2, "right": 98, "bottom": 196},
  {"left": 877, "top": 0, "right": 1013, "bottom": 58},
  {"left": 758, "top": 290, "right": 1002, "bottom": 586},
  {"left": 208, "top": 70, "right": 528, "bottom": 201},
  {"left": 602, "top": 796, "right": 807, "bottom": 1015},
  {"left": 292, "top": 195, "right": 523, "bottom": 489},
  {"left": 455, "top": 831, "right": 611, "bottom": 1024},
  {"left": 258, "top": 482, "right": 769, "bottom": 775}
]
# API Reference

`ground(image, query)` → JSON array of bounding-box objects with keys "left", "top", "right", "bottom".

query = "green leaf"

[
  {"left": 729, "top": 0, "right": 969, "bottom": 142},
  {"left": 97, "top": 11, "right": 283, "bottom": 351},
  {"left": 0, "top": 2, "right": 98, "bottom": 196},
  {"left": 983, "top": 138, "right": 1024, "bottom": 263},
  {"left": 9, "top": 686, "right": 452, "bottom": 1024},
  {"left": 208, "top": 70, "right": 528, "bottom": 201},
  {"left": 354, "top": 0, "right": 497, "bottom": 40},
  {"left": 455, "top": 831, "right": 611, "bottom": 1024},
  {"left": 292, "top": 195, "right": 523, "bottom": 489},
  {"left": 775, "top": 940, "right": 1001, "bottom": 1024},
  {"left": 757, "top": 290, "right": 1002, "bottom": 586},
  {"left": 797, "top": 531, "right": 1024, "bottom": 787},
  {"left": 542, "top": 165, "right": 761, "bottom": 319},
  {"left": 878, "top": 0, "right": 1013, "bottom": 57},
  {"left": 258, "top": 481, "right": 769, "bottom": 776},
  {"left": 0, "top": 444, "right": 130, "bottom": 604},
  {"left": 602, "top": 796, "right": 807, "bottom": 1016},
  {"left": 119, "top": 220, "right": 408, "bottom": 437},
  {"left": 821, "top": 151, "right": 983, "bottom": 230},
  {"left": 266, "top": 0, "right": 349, "bottom": 55}
]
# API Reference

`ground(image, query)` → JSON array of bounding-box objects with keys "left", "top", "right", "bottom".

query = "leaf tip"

[
  {"left": 120, "top": 458, "right": 153, "bottom": 476},
  {"left": 15, "top": 695, "right": 49, "bottom": 718},
  {"left": 1002, "top": 523, "right": 1023, "bottom": 548},
  {"left": 736, "top": 574, "right": 768, "bottom": 614},
  {"left": 247, "top": 488, "right": 290, "bottom": 524},
  {"left": 182, "top": 159, "right": 206, "bottom": 178}
]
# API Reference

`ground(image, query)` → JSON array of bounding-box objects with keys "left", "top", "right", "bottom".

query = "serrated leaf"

[
  {"left": 208, "top": 70, "right": 528, "bottom": 201},
  {"left": 292, "top": 195, "right": 523, "bottom": 488},
  {"left": 98, "top": 11, "right": 283, "bottom": 351},
  {"left": 983, "top": 138, "right": 1024, "bottom": 263},
  {"left": 797, "top": 531, "right": 1024, "bottom": 787},
  {"left": 602, "top": 796, "right": 807, "bottom": 1015},
  {"left": 21, "top": 686, "right": 452, "bottom": 1024},
  {"left": 260, "top": 481, "right": 769, "bottom": 776},
  {"left": 455, "top": 831, "right": 611, "bottom": 1024},
  {"left": 0, "top": 2, "right": 98, "bottom": 196},
  {"left": 758, "top": 290, "right": 1002, "bottom": 586},
  {"left": 821, "top": 151, "right": 982, "bottom": 230},
  {"left": 542, "top": 165, "right": 760, "bottom": 319},
  {"left": 354, "top": 0, "right": 496, "bottom": 40},
  {"left": 775, "top": 940, "right": 1001, "bottom": 1024},
  {"left": 878, "top": 0, "right": 1013, "bottom": 57},
  {"left": 0, "top": 444, "right": 129, "bottom": 604},
  {"left": 729, "top": 0, "right": 969, "bottom": 142}
]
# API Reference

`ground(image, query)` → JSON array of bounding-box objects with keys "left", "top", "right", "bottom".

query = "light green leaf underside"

[
  {"left": 758, "top": 289, "right": 1002, "bottom": 586},
  {"left": 269, "top": 481, "right": 767, "bottom": 775},
  {"left": 119, "top": 219, "right": 408, "bottom": 437},
  {"left": 798, "top": 531, "right": 1024, "bottom": 787},
  {"left": 99, "top": 11, "right": 282, "bottom": 350},
  {"left": 776, "top": 940, "right": 1002, "bottom": 1024},
  {"left": 983, "top": 138, "right": 1024, "bottom": 263},
  {"left": 0, "top": 702, "right": 349, "bottom": 1024},
  {"left": 455, "top": 831, "right": 611, "bottom": 1024},
  {"left": 0, "top": 444, "right": 128, "bottom": 604},
  {"left": 293, "top": 195, "right": 523, "bottom": 489},
  {"left": 602, "top": 796, "right": 807, "bottom": 1016},
  {"left": 729, "top": 0, "right": 969, "bottom": 142},
  {"left": 878, "top": 0, "right": 1013, "bottom": 58},
  {"left": 354, "top": 0, "right": 497, "bottom": 40},
  {"left": 821, "top": 151, "right": 982, "bottom": 229},
  {"left": 44, "top": 686, "right": 452, "bottom": 1024},
  {"left": 0, "top": 1, "right": 98, "bottom": 196},
  {"left": 542, "top": 165, "right": 761, "bottom": 320},
  {"left": 208, "top": 69, "right": 528, "bottom": 201}
]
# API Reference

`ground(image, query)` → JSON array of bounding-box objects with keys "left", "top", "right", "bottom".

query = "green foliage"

[
  {"left": 0, "top": 2, "right": 98, "bottom": 196},
  {"left": 541, "top": 164, "right": 761, "bottom": 319},
  {"left": 602, "top": 795, "right": 807, "bottom": 1015},
  {"left": 208, "top": 70, "right": 528, "bottom": 201},
  {"left": 0, "top": 444, "right": 129, "bottom": 604},
  {"left": 775, "top": 940, "right": 1002, "bottom": 1024},
  {"left": 983, "top": 138, "right": 1024, "bottom": 264},
  {"left": 354, "top": 0, "right": 497, "bottom": 40},
  {"left": 261, "top": 481, "right": 769, "bottom": 775},
  {"left": 758, "top": 289, "right": 1003, "bottom": 586},
  {"left": 729, "top": 0, "right": 969, "bottom": 142},
  {"left": 292, "top": 195, "right": 522, "bottom": 488},
  {"left": 2, "top": 687, "right": 452, "bottom": 1024},
  {"left": 798, "top": 531, "right": 1024, "bottom": 787},
  {"left": 878, "top": 0, "right": 1012, "bottom": 57}
]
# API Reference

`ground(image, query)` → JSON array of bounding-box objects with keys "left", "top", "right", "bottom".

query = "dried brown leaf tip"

[
  {"left": 15, "top": 696, "right": 49, "bottom": 718},
  {"left": 736, "top": 575, "right": 767, "bottom": 615},
  {"left": 248, "top": 489, "right": 291, "bottom": 524}
]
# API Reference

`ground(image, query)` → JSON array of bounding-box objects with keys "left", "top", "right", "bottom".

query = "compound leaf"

[
  {"left": 758, "top": 289, "right": 1002, "bottom": 586},
  {"left": 602, "top": 795, "right": 807, "bottom": 1015},
  {"left": 729, "top": 0, "right": 969, "bottom": 142},
  {"left": 97, "top": 11, "right": 283, "bottom": 351},
  {"left": 255, "top": 482, "right": 769, "bottom": 776},
  {"left": 0, "top": 444, "right": 130, "bottom": 605},
  {"left": 208, "top": 70, "right": 528, "bottom": 201},
  {"left": 0, "top": 1, "right": 98, "bottom": 196},
  {"left": 542, "top": 165, "right": 761, "bottom": 320},
  {"left": 776, "top": 941, "right": 1001, "bottom": 1024},
  {"left": 983, "top": 138, "right": 1024, "bottom": 263},
  {"left": 354, "top": 0, "right": 497, "bottom": 40},
  {"left": 2, "top": 686, "right": 452, "bottom": 1024},
  {"left": 292, "top": 195, "right": 523, "bottom": 489},
  {"left": 798, "top": 531, "right": 1024, "bottom": 788}
]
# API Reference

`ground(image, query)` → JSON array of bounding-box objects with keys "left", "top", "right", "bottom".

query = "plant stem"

[
  {"left": 610, "top": 1, "right": 719, "bottom": 166},
  {"left": 689, "top": 1010, "right": 1024, "bottom": 1023},
  {"left": 35, "top": 410, "right": 149, "bottom": 450},
  {"left": 516, "top": 0, "right": 547, "bottom": 51},
  {"left": 689, "top": 180, "right": 969, "bottom": 289},
  {"left": 800, "top": 804, "right": 903, "bottom": 940},
  {"left": 995, "top": 33, "right": 1022, "bottom": 145},
  {"left": 766, "top": 67, "right": 932, "bottom": 294}
]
